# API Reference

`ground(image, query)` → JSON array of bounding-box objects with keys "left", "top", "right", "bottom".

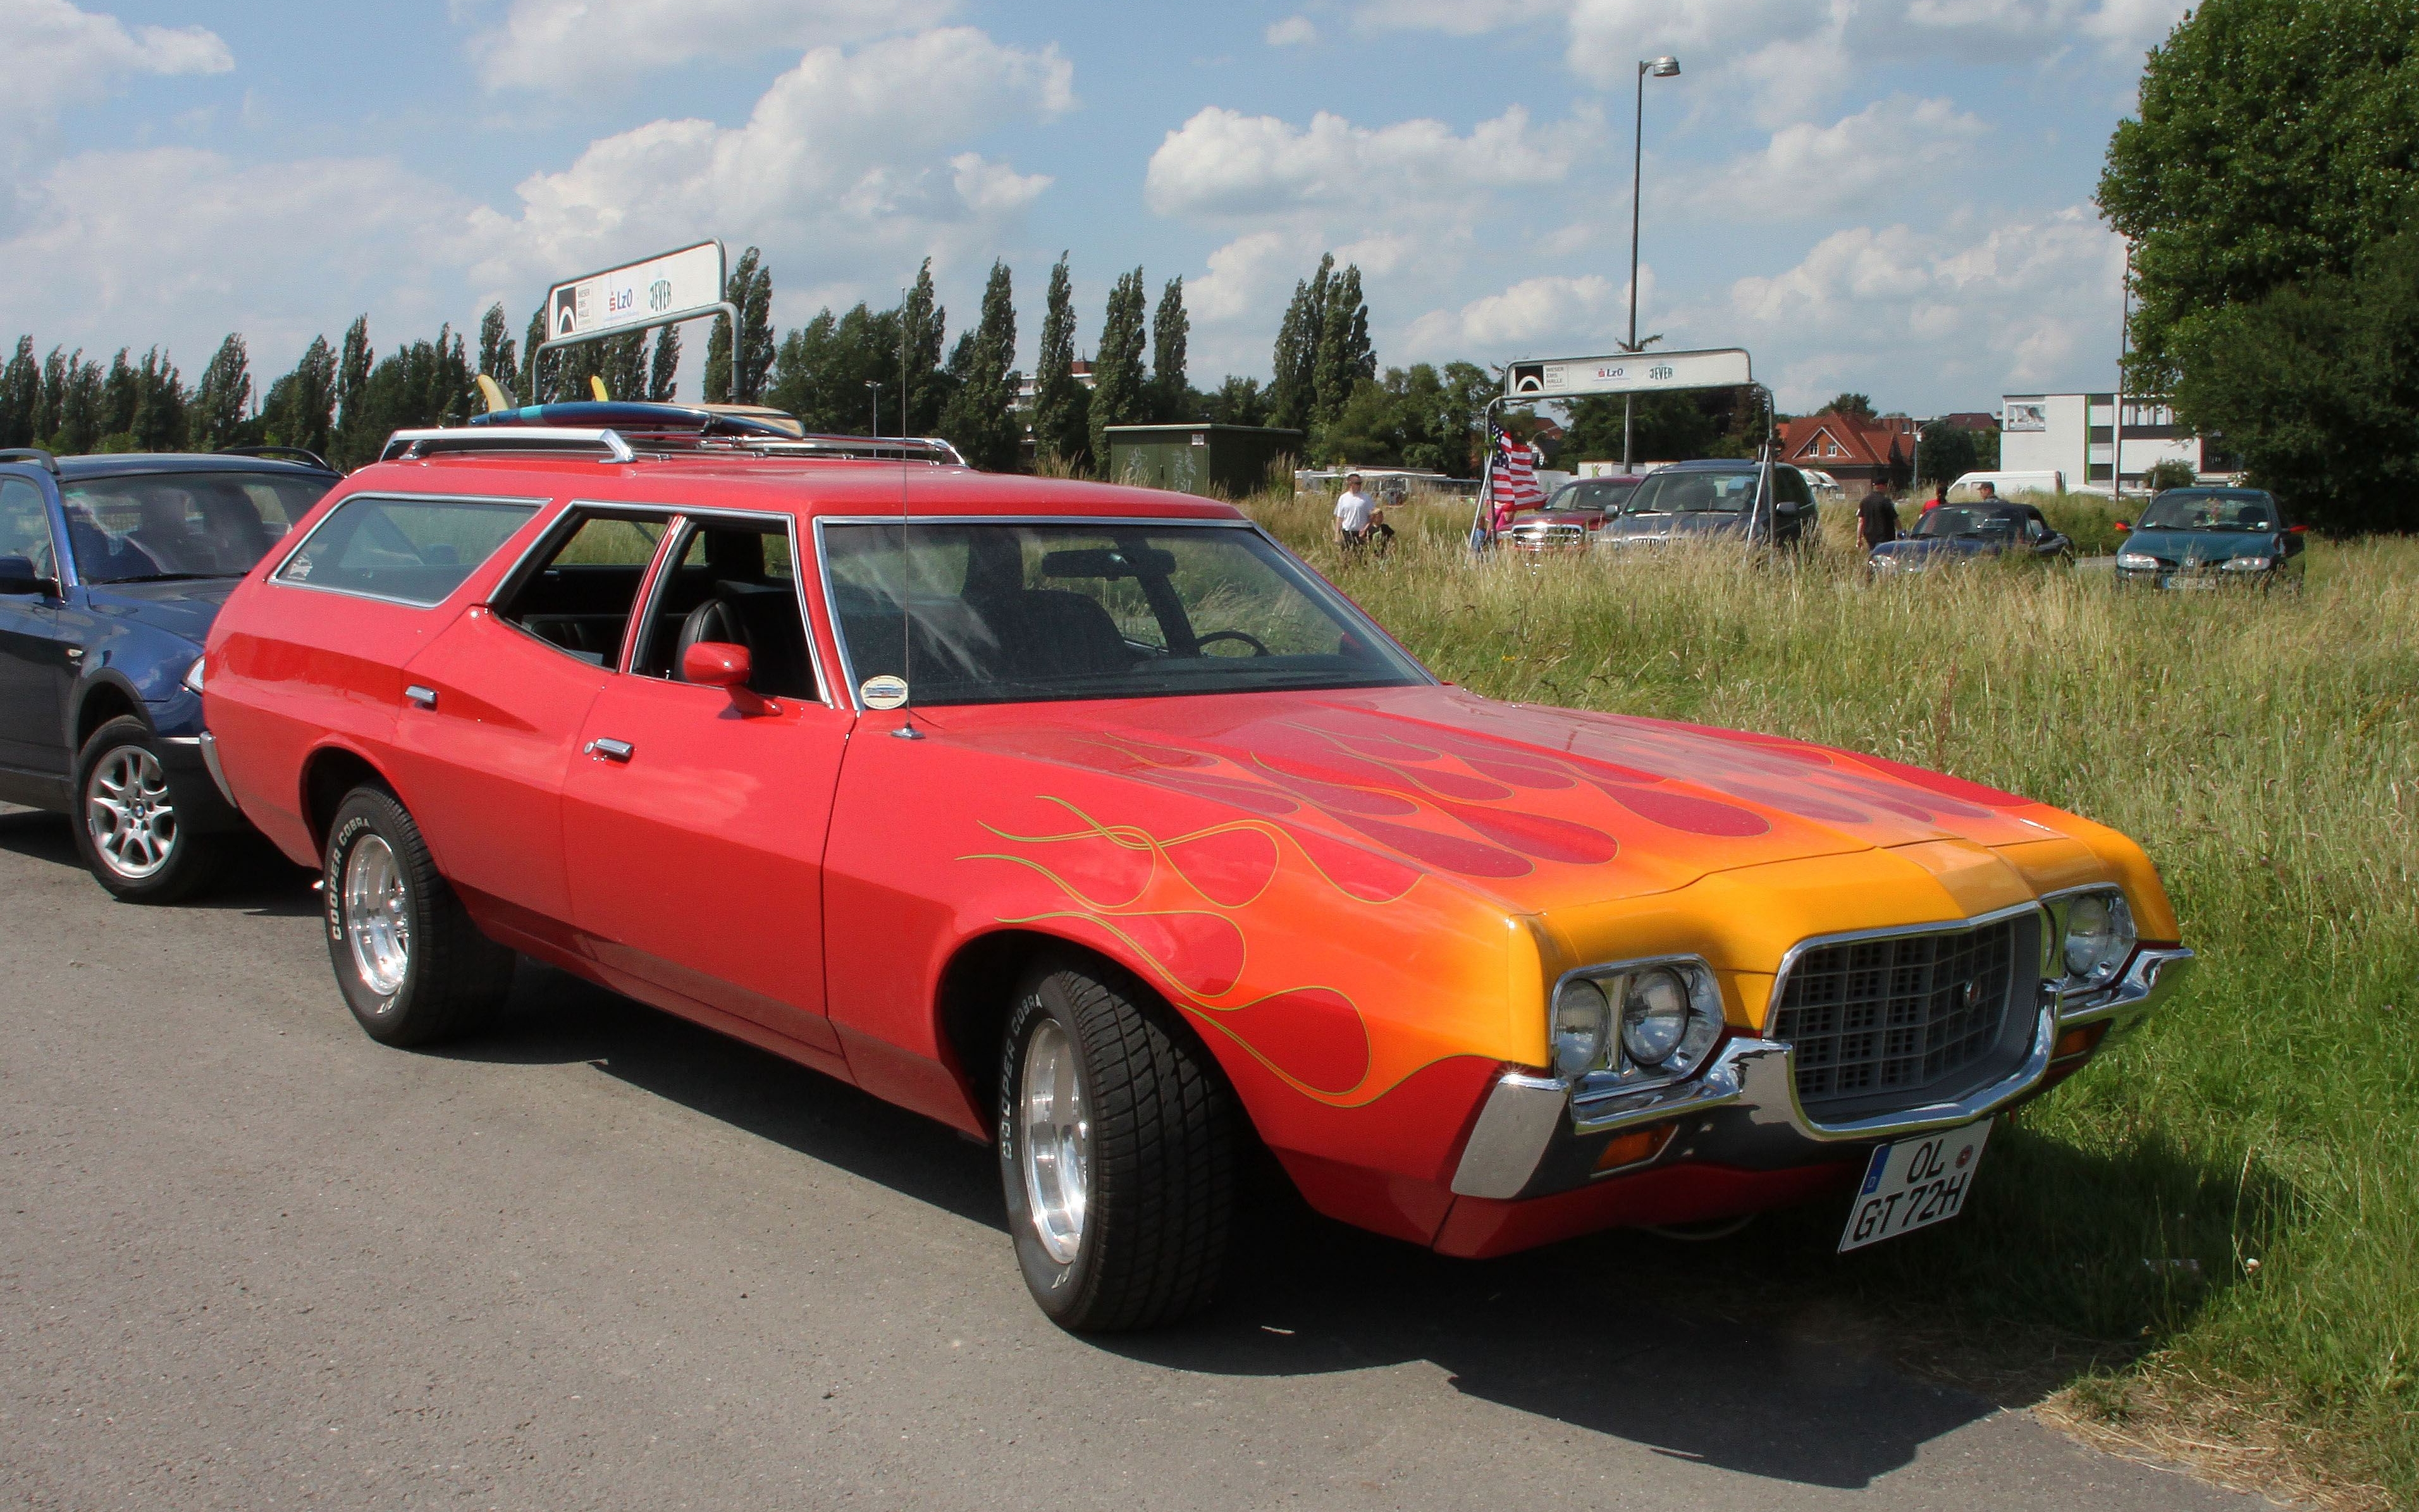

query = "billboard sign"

[
  {"left": 1505, "top": 347, "right": 1752, "bottom": 400},
  {"left": 2003, "top": 400, "right": 2047, "bottom": 433},
  {"left": 545, "top": 241, "right": 725, "bottom": 344}
]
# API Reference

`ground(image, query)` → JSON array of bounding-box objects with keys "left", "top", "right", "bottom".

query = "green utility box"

[{"left": 1104, "top": 424, "right": 1307, "bottom": 499}]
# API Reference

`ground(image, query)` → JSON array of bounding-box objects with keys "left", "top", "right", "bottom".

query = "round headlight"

[
  {"left": 1620, "top": 968, "right": 1692, "bottom": 1067},
  {"left": 2064, "top": 892, "right": 2137, "bottom": 983},
  {"left": 1552, "top": 977, "right": 1610, "bottom": 1078}
]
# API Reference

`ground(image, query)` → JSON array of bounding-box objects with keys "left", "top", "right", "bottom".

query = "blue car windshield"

[
  {"left": 63, "top": 472, "right": 334, "bottom": 584},
  {"left": 1624, "top": 470, "right": 1756, "bottom": 514},
  {"left": 2138, "top": 490, "right": 2278, "bottom": 531}
]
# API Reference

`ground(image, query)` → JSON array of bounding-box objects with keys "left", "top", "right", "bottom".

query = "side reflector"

[
  {"left": 1594, "top": 1122, "right": 1678, "bottom": 1174},
  {"left": 2053, "top": 1023, "right": 2110, "bottom": 1061}
]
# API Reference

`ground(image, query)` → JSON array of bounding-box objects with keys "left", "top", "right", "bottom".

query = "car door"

[
  {"left": 0, "top": 474, "right": 73, "bottom": 783},
  {"left": 387, "top": 505, "right": 671, "bottom": 946},
  {"left": 559, "top": 511, "right": 851, "bottom": 1071}
]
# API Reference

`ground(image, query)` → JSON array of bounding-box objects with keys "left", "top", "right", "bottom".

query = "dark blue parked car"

[
  {"left": 0, "top": 446, "right": 338, "bottom": 900},
  {"left": 2113, "top": 486, "right": 2306, "bottom": 590},
  {"left": 1868, "top": 501, "right": 2073, "bottom": 577}
]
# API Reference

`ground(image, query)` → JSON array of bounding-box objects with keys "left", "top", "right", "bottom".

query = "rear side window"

[{"left": 277, "top": 496, "right": 538, "bottom": 606}]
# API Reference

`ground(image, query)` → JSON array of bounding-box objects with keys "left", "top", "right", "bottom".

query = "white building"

[{"left": 2000, "top": 393, "right": 2240, "bottom": 493}]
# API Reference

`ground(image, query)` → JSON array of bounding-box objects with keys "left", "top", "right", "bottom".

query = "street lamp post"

[
  {"left": 1625, "top": 54, "right": 1682, "bottom": 474},
  {"left": 865, "top": 380, "right": 880, "bottom": 438}
]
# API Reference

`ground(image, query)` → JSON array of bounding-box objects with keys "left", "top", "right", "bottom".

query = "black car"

[
  {"left": 1591, "top": 459, "right": 1819, "bottom": 551},
  {"left": 0, "top": 447, "right": 339, "bottom": 899},
  {"left": 1868, "top": 502, "right": 2073, "bottom": 575}
]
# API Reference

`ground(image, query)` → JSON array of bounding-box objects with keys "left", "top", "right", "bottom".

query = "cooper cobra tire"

[
  {"left": 998, "top": 957, "right": 1238, "bottom": 1332},
  {"left": 72, "top": 716, "right": 230, "bottom": 904},
  {"left": 321, "top": 785, "right": 512, "bottom": 1047}
]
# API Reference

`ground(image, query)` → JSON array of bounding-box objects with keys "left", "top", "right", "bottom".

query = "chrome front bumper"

[{"left": 1449, "top": 945, "right": 2194, "bottom": 1202}]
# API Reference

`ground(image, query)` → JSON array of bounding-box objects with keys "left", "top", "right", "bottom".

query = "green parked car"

[{"left": 2114, "top": 487, "right": 2306, "bottom": 591}]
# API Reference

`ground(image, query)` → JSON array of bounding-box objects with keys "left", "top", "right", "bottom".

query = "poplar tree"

[
  {"left": 1151, "top": 277, "right": 1190, "bottom": 421},
  {"left": 474, "top": 304, "right": 517, "bottom": 400},
  {"left": 648, "top": 324, "right": 680, "bottom": 402},
  {"left": 600, "top": 331, "right": 648, "bottom": 401},
  {"left": 899, "top": 258, "right": 948, "bottom": 436},
  {"left": 192, "top": 335, "right": 252, "bottom": 450},
  {"left": 1088, "top": 267, "right": 1150, "bottom": 470},
  {"left": 1312, "top": 263, "right": 1374, "bottom": 427},
  {"left": 1267, "top": 254, "right": 1332, "bottom": 431},
  {"left": 332, "top": 317, "right": 374, "bottom": 464},
  {"left": 263, "top": 336, "right": 337, "bottom": 456},
  {"left": 0, "top": 337, "right": 38, "bottom": 448},
  {"left": 1032, "top": 252, "right": 1089, "bottom": 470},
  {"left": 706, "top": 247, "right": 775, "bottom": 404},
  {"left": 939, "top": 259, "right": 1020, "bottom": 471}
]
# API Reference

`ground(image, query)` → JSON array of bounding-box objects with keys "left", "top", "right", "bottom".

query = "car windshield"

[
  {"left": 1542, "top": 477, "right": 1639, "bottom": 512},
  {"left": 2137, "top": 490, "right": 2279, "bottom": 532},
  {"left": 1622, "top": 470, "right": 1757, "bottom": 514},
  {"left": 1914, "top": 506, "right": 2022, "bottom": 539},
  {"left": 63, "top": 470, "right": 333, "bottom": 584},
  {"left": 823, "top": 522, "right": 1429, "bottom": 707}
]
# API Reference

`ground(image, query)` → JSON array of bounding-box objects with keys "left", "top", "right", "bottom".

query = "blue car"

[
  {"left": 1868, "top": 501, "right": 2074, "bottom": 576},
  {"left": 2113, "top": 486, "right": 2306, "bottom": 590},
  {"left": 0, "top": 446, "right": 339, "bottom": 900}
]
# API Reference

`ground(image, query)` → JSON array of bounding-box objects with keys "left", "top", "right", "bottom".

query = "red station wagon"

[{"left": 200, "top": 407, "right": 2191, "bottom": 1331}]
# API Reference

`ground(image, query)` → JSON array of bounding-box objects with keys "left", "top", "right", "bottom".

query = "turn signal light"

[
  {"left": 2053, "top": 1023, "right": 2110, "bottom": 1060},
  {"left": 1594, "top": 1122, "right": 1677, "bottom": 1173}
]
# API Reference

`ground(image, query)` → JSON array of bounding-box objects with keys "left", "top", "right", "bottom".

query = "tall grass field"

[{"left": 1252, "top": 489, "right": 2417, "bottom": 1509}]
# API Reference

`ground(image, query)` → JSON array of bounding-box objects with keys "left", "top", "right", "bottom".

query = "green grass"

[{"left": 1253, "top": 489, "right": 2418, "bottom": 1508}]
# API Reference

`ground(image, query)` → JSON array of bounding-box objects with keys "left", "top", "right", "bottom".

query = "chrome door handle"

[
  {"left": 586, "top": 737, "right": 634, "bottom": 763},
  {"left": 404, "top": 685, "right": 438, "bottom": 710}
]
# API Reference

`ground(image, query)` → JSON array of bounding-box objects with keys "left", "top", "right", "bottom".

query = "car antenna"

[{"left": 892, "top": 284, "right": 923, "bottom": 741}]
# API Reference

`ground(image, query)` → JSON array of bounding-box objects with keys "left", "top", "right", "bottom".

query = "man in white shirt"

[{"left": 1334, "top": 473, "right": 1393, "bottom": 554}]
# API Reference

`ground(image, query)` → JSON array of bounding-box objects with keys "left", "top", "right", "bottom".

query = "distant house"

[
  {"left": 1937, "top": 412, "right": 1999, "bottom": 434},
  {"left": 1778, "top": 411, "right": 1913, "bottom": 490},
  {"left": 1013, "top": 359, "right": 1095, "bottom": 412}
]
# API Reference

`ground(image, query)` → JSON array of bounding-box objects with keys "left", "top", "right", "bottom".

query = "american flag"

[{"left": 1486, "top": 429, "right": 1543, "bottom": 524}]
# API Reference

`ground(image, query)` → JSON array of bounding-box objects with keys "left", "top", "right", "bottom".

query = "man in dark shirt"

[{"left": 1857, "top": 487, "right": 1900, "bottom": 551}]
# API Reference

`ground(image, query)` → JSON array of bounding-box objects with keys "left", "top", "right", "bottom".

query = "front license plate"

[
  {"left": 2165, "top": 575, "right": 2219, "bottom": 591},
  {"left": 1838, "top": 1121, "right": 1991, "bottom": 1252}
]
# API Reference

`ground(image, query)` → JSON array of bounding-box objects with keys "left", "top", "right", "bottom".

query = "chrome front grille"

[
  {"left": 1771, "top": 918, "right": 2024, "bottom": 1110},
  {"left": 1508, "top": 522, "right": 1587, "bottom": 550}
]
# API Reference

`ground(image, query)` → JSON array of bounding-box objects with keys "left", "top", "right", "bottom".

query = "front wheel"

[
  {"left": 321, "top": 786, "right": 513, "bottom": 1047},
  {"left": 73, "top": 716, "right": 230, "bottom": 904},
  {"left": 998, "top": 959, "right": 1238, "bottom": 1332}
]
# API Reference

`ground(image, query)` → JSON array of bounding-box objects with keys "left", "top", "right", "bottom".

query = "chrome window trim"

[
  {"left": 266, "top": 491, "right": 550, "bottom": 611},
  {"left": 808, "top": 513, "right": 1435, "bottom": 715},
  {"left": 475, "top": 503, "right": 679, "bottom": 675},
  {"left": 610, "top": 504, "right": 835, "bottom": 709}
]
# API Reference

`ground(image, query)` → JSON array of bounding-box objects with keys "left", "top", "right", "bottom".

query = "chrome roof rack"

[
  {"left": 381, "top": 426, "right": 638, "bottom": 464},
  {"left": 727, "top": 434, "right": 967, "bottom": 466}
]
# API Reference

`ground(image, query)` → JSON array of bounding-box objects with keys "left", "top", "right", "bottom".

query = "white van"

[{"left": 1945, "top": 469, "right": 2086, "bottom": 500}]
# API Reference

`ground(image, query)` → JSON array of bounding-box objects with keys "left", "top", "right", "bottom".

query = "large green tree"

[
  {"left": 262, "top": 336, "right": 336, "bottom": 457},
  {"left": 1089, "top": 267, "right": 1150, "bottom": 471},
  {"left": 765, "top": 302, "right": 901, "bottom": 434},
  {"left": 475, "top": 304, "right": 517, "bottom": 393},
  {"left": 1267, "top": 255, "right": 1331, "bottom": 433},
  {"left": 939, "top": 260, "right": 1020, "bottom": 470},
  {"left": 706, "top": 247, "right": 776, "bottom": 404},
  {"left": 1, "top": 337, "right": 40, "bottom": 448},
  {"left": 1150, "top": 277, "right": 1190, "bottom": 421},
  {"left": 1311, "top": 263, "right": 1374, "bottom": 427},
  {"left": 1032, "top": 253, "right": 1089, "bottom": 470},
  {"left": 192, "top": 335, "right": 252, "bottom": 451},
  {"left": 897, "top": 259, "right": 950, "bottom": 437},
  {"left": 2101, "top": 0, "right": 2419, "bottom": 391},
  {"left": 2169, "top": 229, "right": 2419, "bottom": 531},
  {"left": 648, "top": 324, "right": 680, "bottom": 402}
]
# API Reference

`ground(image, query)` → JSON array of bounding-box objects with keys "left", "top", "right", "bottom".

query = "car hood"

[
  {"left": 1871, "top": 534, "right": 2000, "bottom": 560},
  {"left": 78, "top": 577, "right": 239, "bottom": 646},
  {"left": 1597, "top": 512, "right": 1749, "bottom": 541},
  {"left": 2122, "top": 527, "right": 2279, "bottom": 565},
  {"left": 922, "top": 682, "right": 2075, "bottom": 916}
]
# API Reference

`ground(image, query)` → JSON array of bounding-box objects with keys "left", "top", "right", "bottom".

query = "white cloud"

[
  {"left": 1698, "top": 97, "right": 1986, "bottom": 217},
  {"left": 470, "top": 0, "right": 957, "bottom": 90},
  {"left": 0, "top": 0, "right": 231, "bottom": 126},
  {"left": 1145, "top": 104, "right": 1578, "bottom": 219},
  {"left": 0, "top": 147, "right": 465, "bottom": 369},
  {"left": 463, "top": 28, "right": 1075, "bottom": 303},
  {"left": 1265, "top": 15, "right": 1318, "bottom": 46},
  {"left": 1722, "top": 205, "right": 2124, "bottom": 405},
  {"left": 1402, "top": 273, "right": 1622, "bottom": 352}
]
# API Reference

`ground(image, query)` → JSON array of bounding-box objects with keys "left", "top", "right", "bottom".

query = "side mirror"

[
  {"left": 2113, "top": 520, "right": 2131, "bottom": 532},
  {"left": 682, "top": 641, "right": 775, "bottom": 715},
  {"left": 0, "top": 555, "right": 51, "bottom": 596}
]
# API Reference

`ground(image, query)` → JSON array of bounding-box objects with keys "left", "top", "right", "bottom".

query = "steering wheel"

[{"left": 1194, "top": 629, "right": 1271, "bottom": 658}]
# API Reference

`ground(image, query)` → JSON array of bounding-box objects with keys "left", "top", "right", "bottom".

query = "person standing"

[
  {"left": 1857, "top": 486, "right": 1900, "bottom": 552},
  {"left": 1334, "top": 472, "right": 1375, "bottom": 549},
  {"left": 1923, "top": 481, "right": 1948, "bottom": 514}
]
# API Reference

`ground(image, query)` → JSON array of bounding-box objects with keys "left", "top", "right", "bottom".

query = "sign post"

[{"left": 532, "top": 240, "right": 739, "bottom": 403}]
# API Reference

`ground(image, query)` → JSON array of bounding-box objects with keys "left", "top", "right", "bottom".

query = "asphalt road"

[{"left": 0, "top": 805, "right": 2264, "bottom": 1511}]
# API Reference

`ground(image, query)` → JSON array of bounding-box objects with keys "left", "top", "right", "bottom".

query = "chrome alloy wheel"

[
  {"left": 1019, "top": 1019, "right": 1093, "bottom": 1264},
  {"left": 84, "top": 746, "right": 178, "bottom": 881},
  {"left": 342, "top": 835, "right": 412, "bottom": 997}
]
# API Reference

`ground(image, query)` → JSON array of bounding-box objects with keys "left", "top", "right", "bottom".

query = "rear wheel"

[
  {"left": 321, "top": 786, "right": 512, "bottom": 1047},
  {"left": 73, "top": 716, "right": 229, "bottom": 904},
  {"left": 998, "top": 958, "right": 1238, "bottom": 1332}
]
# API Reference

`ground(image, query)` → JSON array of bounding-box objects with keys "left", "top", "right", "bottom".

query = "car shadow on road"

[
  {"left": 0, "top": 808, "right": 317, "bottom": 918},
  {"left": 448, "top": 958, "right": 2006, "bottom": 1492}
]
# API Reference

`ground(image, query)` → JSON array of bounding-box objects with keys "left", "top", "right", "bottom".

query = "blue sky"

[{"left": 1, "top": 0, "right": 2186, "bottom": 414}]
